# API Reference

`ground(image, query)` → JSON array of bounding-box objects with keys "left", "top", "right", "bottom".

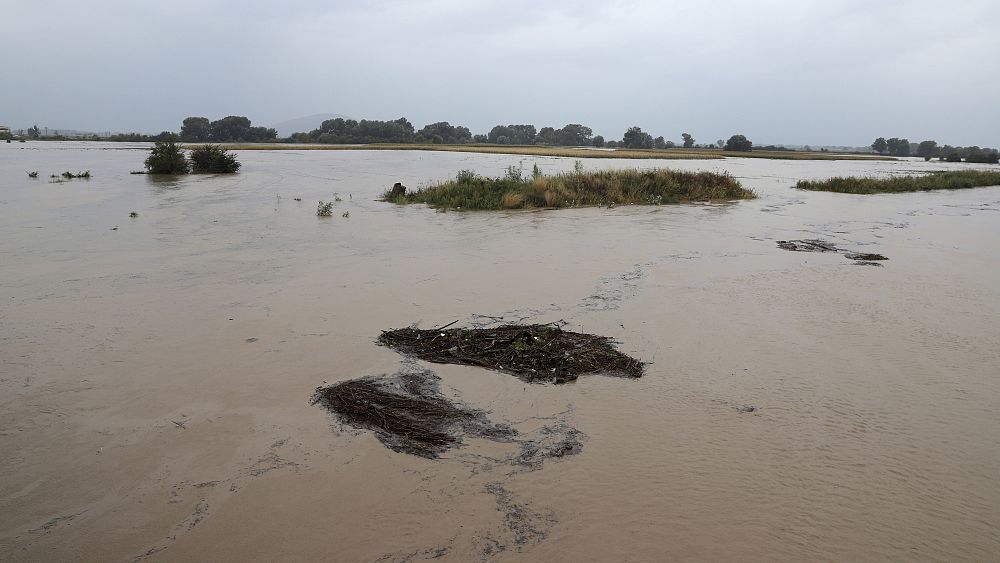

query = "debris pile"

[
  {"left": 378, "top": 323, "right": 643, "bottom": 383},
  {"left": 312, "top": 370, "right": 514, "bottom": 458},
  {"left": 777, "top": 239, "right": 889, "bottom": 265}
]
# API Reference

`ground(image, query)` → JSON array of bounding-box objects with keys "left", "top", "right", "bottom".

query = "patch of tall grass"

[
  {"left": 795, "top": 170, "right": 1000, "bottom": 194},
  {"left": 384, "top": 167, "right": 754, "bottom": 210}
]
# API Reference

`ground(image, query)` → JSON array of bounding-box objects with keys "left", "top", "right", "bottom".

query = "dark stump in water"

[
  {"left": 312, "top": 370, "right": 515, "bottom": 458},
  {"left": 388, "top": 182, "right": 407, "bottom": 198},
  {"left": 378, "top": 323, "right": 643, "bottom": 384}
]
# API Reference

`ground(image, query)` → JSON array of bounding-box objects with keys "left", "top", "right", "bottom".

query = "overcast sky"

[{"left": 2, "top": 0, "right": 998, "bottom": 146}]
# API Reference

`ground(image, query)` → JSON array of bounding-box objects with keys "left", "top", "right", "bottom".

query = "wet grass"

[
  {"left": 796, "top": 170, "right": 1000, "bottom": 194},
  {"left": 211, "top": 143, "right": 891, "bottom": 161},
  {"left": 383, "top": 167, "right": 755, "bottom": 210}
]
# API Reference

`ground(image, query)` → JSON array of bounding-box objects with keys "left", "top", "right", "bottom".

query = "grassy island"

[
  {"left": 796, "top": 170, "right": 1000, "bottom": 194},
  {"left": 383, "top": 167, "right": 755, "bottom": 210}
]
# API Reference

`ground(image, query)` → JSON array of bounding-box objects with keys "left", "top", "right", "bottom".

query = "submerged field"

[
  {"left": 795, "top": 169, "right": 1000, "bottom": 194},
  {"left": 208, "top": 142, "right": 893, "bottom": 161},
  {"left": 2, "top": 144, "right": 1000, "bottom": 562},
  {"left": 384, "top": 167, "right": 755, "bottom": 209}
]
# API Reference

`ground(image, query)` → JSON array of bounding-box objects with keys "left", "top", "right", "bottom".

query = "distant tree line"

[
  {"left": 180, "top": 116, "right": 276, "bottom": 142},
  {"left": 278, "top": 117, "right": 758, "bottom": 154},
  {"left": 872, "top": 136, "right": 999, "bottom": 163}
]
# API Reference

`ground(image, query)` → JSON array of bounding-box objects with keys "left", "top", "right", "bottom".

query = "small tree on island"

[
  {"left": 189, "top": 144, "right": 241, "bottom": 173},
  {"left": 144, "top": 141, "right": 190, "bottom": 174},
  {"left": 724, "top": 134, "right": 753, "bottom": 152}
]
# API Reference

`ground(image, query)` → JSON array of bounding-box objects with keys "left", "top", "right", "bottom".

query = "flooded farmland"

[{"left": 1, "top": 142, "right": 999, "bottom": 561}]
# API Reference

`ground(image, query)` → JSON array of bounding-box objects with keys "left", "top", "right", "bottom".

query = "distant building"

[{"left": 0, "top": 126, "right": 10, "bottom": 134}]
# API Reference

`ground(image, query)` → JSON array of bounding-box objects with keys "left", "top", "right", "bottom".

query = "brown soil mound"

[{"left": 378, "top": 323, "right": 643, "bottom": 383}]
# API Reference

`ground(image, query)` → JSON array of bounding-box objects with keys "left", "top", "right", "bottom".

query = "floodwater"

[{"left": 1, "top": 142, "right": 999, "bottom": 562}]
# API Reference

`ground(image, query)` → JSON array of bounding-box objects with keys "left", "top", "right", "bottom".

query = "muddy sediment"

[
  {"left": 377, "top": 323, "right": 643, "bottom": 383},
  {"left": 312, "top": 370, "right": 515, "bottom": 458}
]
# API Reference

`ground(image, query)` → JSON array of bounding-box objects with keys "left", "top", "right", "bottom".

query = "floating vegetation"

[
  {"left": 383, "top": 168, "right": 754, "bottom": 210},
  {"left": 776, "top": 239, "right": 839, "bottom": 252},
  {"left": 27, "top": 171, "right": 39, "bottom": 178},
  {"left": 777, "top": 239, "right": 889, "bottom": 265},
  {"left": 129, "top": 212, "right": 139, "bottom": 218},
  {"left": 312, "top": 370, "right": 515, "bottom": 458},
  {"left": 316, "top": 201, "right": 334, "bottom": 216},
  {"left": 60, "top": 170, "right": 91, "bottom": 179},
  {"left": 129, "top": 170, "right": 147, "bottom": 175},
  {"left": 378, "top": 323, "right": 643, "bottom": 383},
  {"left": 795, "top": 170, "right": 1000, "bottom": 194}
]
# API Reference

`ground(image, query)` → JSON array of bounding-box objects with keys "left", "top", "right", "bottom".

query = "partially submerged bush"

[
  {"left": 316, "top": 201, "right": 334, "bottom": 216},
  {"left": 60, "top": 170, "right": 91, "bottom": 179},
  {"left": 795, "top": 170, "right": 1000, "bottom": 194},
  {"left": 145, "top": 141, "right": 190, "bottom": 174},
  {"left": 189, "top": 144, "right": 241, "bottom": 173},
  {"left": 27, "top": 171, "right": 39, "bottom": 178},
  {"left": 384, "top": 167, "right": 753, "bottom": 210}
]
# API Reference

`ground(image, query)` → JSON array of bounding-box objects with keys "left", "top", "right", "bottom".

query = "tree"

[
  {"left": 681, "top": 133, "right": 694, "bottom": 148},
  {"left": 180, "top": 117, "right": 211, "bottom": 142},
  {"left": 28, "top": 125, "right": 40, "bottom": 138},
  {"left": 415, "top": 122, "right": 471, "bottom": 144},
  {"left": 487, "top": 124, "right": 536, "bottom": 145},
  {"left": 555, "top": 124, "right": 593, "bottom": 146},
  {"left": 886, "top": 138, "right": 910, "bottom": 157},
  {"left": 871, "top": 137, "right": 888, "bottom": 154},
  {"left": 724, "top": 134, "right": 752, "bottom": 152},
  {"left": 654, "top": 136, "right": 667, "bottom": 149},
  {"left": 536, "top": 127, "right": 557, "bottom": 145},
  {"left": 151, "top": 131, "right": 178, "bottom": 142},
  {"left": 144, "top": 141, "right": 190, "bottom": 174},
  {"left": 716, "top": 139, "right": 724, "bottom": 148},
  {"left": 966, "top": 147, "right": 1000, "bottom": 164},
  {"left": 916, "top": 140, "right": 938, "bottom": 158},
  {"left": 206, "top": 115, "right": 277, "bottom": 142},
  {"left": 622, "top": 126, "right": 653, "bottom": 149},
  {"left": 592, "top": 135, "right": 605, "bottom": 148}
]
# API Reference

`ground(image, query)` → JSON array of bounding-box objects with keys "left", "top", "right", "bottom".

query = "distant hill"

[{"left": 269, "top": 113, "right": 350, "bottom": 137}]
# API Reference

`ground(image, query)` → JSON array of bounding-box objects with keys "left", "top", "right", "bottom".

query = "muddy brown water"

[{"left": 2, "top": 142, "right": 999, "bottom": 561}]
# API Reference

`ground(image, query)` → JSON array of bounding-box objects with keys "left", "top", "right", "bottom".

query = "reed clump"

[
  {"left": 383, "top": 167, "right": 754, "bottom": 210},
  {"left": 796, "top": 170, "right": 1000, "bottom": 194}
]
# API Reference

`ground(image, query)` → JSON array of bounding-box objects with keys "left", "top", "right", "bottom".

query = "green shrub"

[
  {"left": 189, "top": 144, "right": 241, "bottom": 173},
  {"left": 317, "top": 201, "right": 334, "bottom": 216},
  {"left": 145, "top": 141, "right": 190, "bottom": 174}
]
